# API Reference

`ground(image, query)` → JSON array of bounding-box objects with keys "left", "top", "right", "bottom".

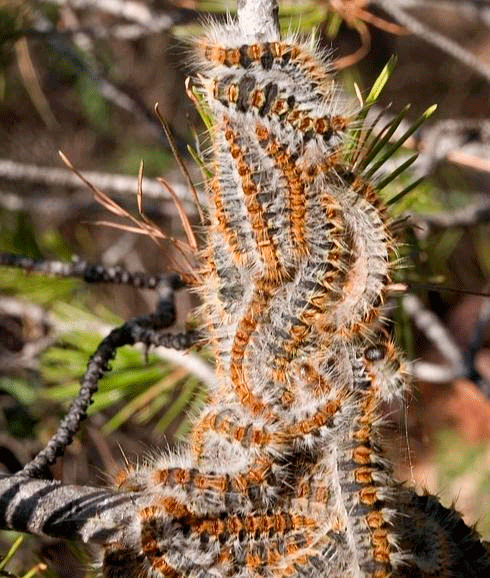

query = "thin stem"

[
  {"left": 0, "top": 253, "right": 182, "bottom": 290},
  {"left": 21, "top": 274, "right": 197, "bottom": 478}
]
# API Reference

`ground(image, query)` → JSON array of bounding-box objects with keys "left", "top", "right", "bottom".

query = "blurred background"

[{"left": 0, "top": 1, "right": 490, "bottom": 575}]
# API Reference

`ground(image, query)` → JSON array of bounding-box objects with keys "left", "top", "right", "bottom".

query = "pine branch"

[
  {"left": 21, "top": 273, "right": 199, "bottom": 478},
  {"left": 0, "top": 252, "right": 181, "bottom": 290}
]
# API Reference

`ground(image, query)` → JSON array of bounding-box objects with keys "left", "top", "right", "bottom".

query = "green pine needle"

[
  {"left": 346, "top": 57, "right": 398, "bottom": 162},
  {"left": 0, "top": 537, "right": 24, "bottom": 571},
  {"left": 365, "top": 55, "right": 398, "bottom": 105},
  {"left": 155, "top": 377, "right": 199, "bottom": 432},
  {"left": 387, "top": 176, "right": 425, "bottom": 206},
  {"left": 188, "top": 144, "right": 212, "bottom": 179},
  {"left": 377, "top": 153, "right": 418, "bottom": 191},
  {"left": 364, "top": 104, "right": 437, "bottom": 179},
  {"left": 358, "top": 104, "right": 411, "bottom": 171}
]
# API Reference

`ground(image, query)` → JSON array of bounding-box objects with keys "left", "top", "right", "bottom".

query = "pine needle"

[
  {"left": 349, "top": 55, "right": 398, "bottom": 163},
  {"left": 0, "top": 537, "right": 24, "bottom": 571},
  {"left": 363, "top": 104, "right": 437, "bottom": 179},
  {"left": 387, "top": 176, "right": 425, "bottom": 206},
  {"left": 357, "top": 104, "right": 411, "bottom": 171},
  {"left": 158, "top": 177, "right": 198, "bottom": 251},
  {"left": 365, "top": 55, "right": 398, "bottom": 105},
  {"left": 137, "top": 159, "right": 144, "bottom": 216},
  {"left": 376, "top": 153, "right": 418, "bottom": 191},
  {"left": 59, "top": 151, "right": 195, "bottom": 273},
  {"left": 154, "top": 103, "right": 206, "bottom": 224}
]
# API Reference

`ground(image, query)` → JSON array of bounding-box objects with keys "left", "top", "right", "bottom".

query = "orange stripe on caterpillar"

[{"left": 195, "top": 38, "right": 334, "bottom": 97}]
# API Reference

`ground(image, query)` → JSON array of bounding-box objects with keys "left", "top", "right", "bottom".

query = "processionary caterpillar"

[{"left": 0, "top": 2, "right": 489, "bottom": 578}]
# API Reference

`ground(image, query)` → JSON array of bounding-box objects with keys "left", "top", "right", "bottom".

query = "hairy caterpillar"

[
  {"left": 0, "top": 3, "right": 489, "bottom": 578},
  {"left": 110, "top": 19, "right": 412, "bottom": 578}
]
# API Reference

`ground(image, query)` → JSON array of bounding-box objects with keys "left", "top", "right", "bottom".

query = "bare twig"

[
  {"left": 0, "top": 189, "right": 200, "bottom": 225},
  {"left": 414, "top": 118, "right": 490, "bottom": 177},
  {"left": 0, "top": 159, "right": 199, "bottom": 210},
  {"left": 374, "top": 0, "right": 490, "bottom": 82},
  {"left": 411, "top": 361, "right": 462, "bottom": 383},
  {"left": 402, "top": 293, "right": 466, "bottom": 381},
  {"left": 31, "top": 0, "right": 198, "bottom": 39},
  {"left": 20, "top": 273, "right": 200, "bottom": 477},
  {"left": 14, "top": 36, "right": 58, "bottom": 128},
  {"left": 403, "top": 288, "right": 490, "bottom": 390}
]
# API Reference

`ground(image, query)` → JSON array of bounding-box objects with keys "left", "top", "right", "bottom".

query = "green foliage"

[
  {"left": 76, "top": 75, "right": 112, "bottom": 132},
  {"left": 0, "top": 534, "right": 49, "bottom": 578},
  {"left": 111, "top": 144, "right": 174, "bottom": 178},
  {"left": 0, "top": 377, "right": 37, "bottom": 406},
  {"left": 435, "top": 429, "right": 490, "bottom": 537},
  {"left": 365, "top": 55, "right": 398, "bottom": 105}
]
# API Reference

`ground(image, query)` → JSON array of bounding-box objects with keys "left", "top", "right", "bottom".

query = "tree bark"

[{"left": 237, "top": 0, "right": 280, "bottom": 43}]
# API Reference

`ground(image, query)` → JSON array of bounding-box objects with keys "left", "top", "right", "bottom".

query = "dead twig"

[
  {"left": 0, "top": 159, "right": 199, "bottom": 212},
  {"left": 374, "top": 0, "right": 490, "bottom": 82},
  {"left": 402, "top": 293, "right": 466, "bottom": 382}
]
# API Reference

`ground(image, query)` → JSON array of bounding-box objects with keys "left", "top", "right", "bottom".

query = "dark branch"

[
  {"left": 20, "top": 273, "right": 200, "bottom": 478},
  {"left": 0, "top": 252, "right": 179, "bottom": 290}
]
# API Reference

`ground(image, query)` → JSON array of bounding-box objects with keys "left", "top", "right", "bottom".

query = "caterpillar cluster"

[
  {"left": 0, "top": 5, "right": 490, "bottom": 577},
  {"left": 106, "top": 21, "right": 413, "bottom": 578},
  {"left": 8, "top": 16, "right": 476, "bottom": 578}
]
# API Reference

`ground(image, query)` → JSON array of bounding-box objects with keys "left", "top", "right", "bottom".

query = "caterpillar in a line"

[
  {"left": 108, "top": 18, "right": 489, "bottom": 578},
  {"left": 0, "top": 6, "right": 489, "bottom": 578}
]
